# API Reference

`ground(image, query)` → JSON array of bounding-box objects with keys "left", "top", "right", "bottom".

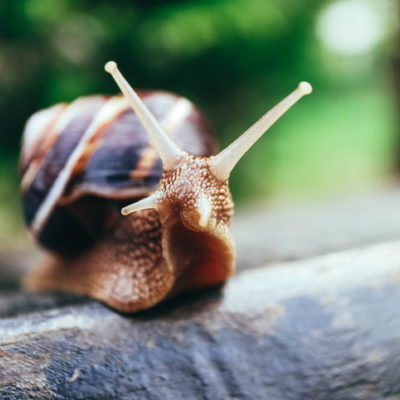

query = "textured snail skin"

[
  {"left": 24, "top": 158, "right": 235, "bottom": 312},
  {"left": 20, "top": 91, "right": 233, "bottom": 312}
]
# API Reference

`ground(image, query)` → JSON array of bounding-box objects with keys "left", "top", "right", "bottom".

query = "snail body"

[{"left": 20, "top": 61, "right": 312, "bottom": 312}]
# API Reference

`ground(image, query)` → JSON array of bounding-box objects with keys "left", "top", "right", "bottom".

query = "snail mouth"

[
  {"left": 161, "top": 205, "right": 205, "bottom": 233},
  {"left": 162, "top": 219, "right": 235, "bottom": 293},
  {"left": 179, "top": 209, "right": 209, "bottom": 233}
]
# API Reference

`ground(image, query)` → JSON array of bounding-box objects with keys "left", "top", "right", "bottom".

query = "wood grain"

[{"left": 1, "top": 239, "right": 400, "bottom": 399}]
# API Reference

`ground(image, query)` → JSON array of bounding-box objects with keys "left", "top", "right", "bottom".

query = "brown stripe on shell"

[
  {"left": 20, "top": 103, "right": 67, "bottom": 172},
  {"left": 20, "top": 104, "right": 68, "bottom": 190},
  {"left": 65, "top": 100, "right": 159, "bottom": 201},
  {"left": 29, "top": 96, "right": 129, "bottom": 235},
  {"left": 67, "top": 96, "right": 130, "bottom": 179}
]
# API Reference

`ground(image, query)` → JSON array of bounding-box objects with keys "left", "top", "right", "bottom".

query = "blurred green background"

[{"left": 0, "top": 0, "right": 399, "bottom": 248}]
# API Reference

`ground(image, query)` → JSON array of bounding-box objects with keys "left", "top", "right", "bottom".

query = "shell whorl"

[{"left": 20, "top": 91, "right": 217, "bottom": 255}]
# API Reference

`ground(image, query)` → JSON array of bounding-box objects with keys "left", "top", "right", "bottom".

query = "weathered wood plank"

[{"left": 1, "top": 240, "right": 400, "bottom": 399}]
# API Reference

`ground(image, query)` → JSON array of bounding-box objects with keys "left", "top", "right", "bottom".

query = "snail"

[{"left": 20, "top": 61, "right": 312, "bottom": 312}]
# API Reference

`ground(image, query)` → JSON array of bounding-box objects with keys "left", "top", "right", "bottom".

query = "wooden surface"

[
  {"left": 1, "top": 242, "right": 400, "bottom": 398},
  {"left": 1, "top": 187, "right": 400, "bottom": 399}
]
